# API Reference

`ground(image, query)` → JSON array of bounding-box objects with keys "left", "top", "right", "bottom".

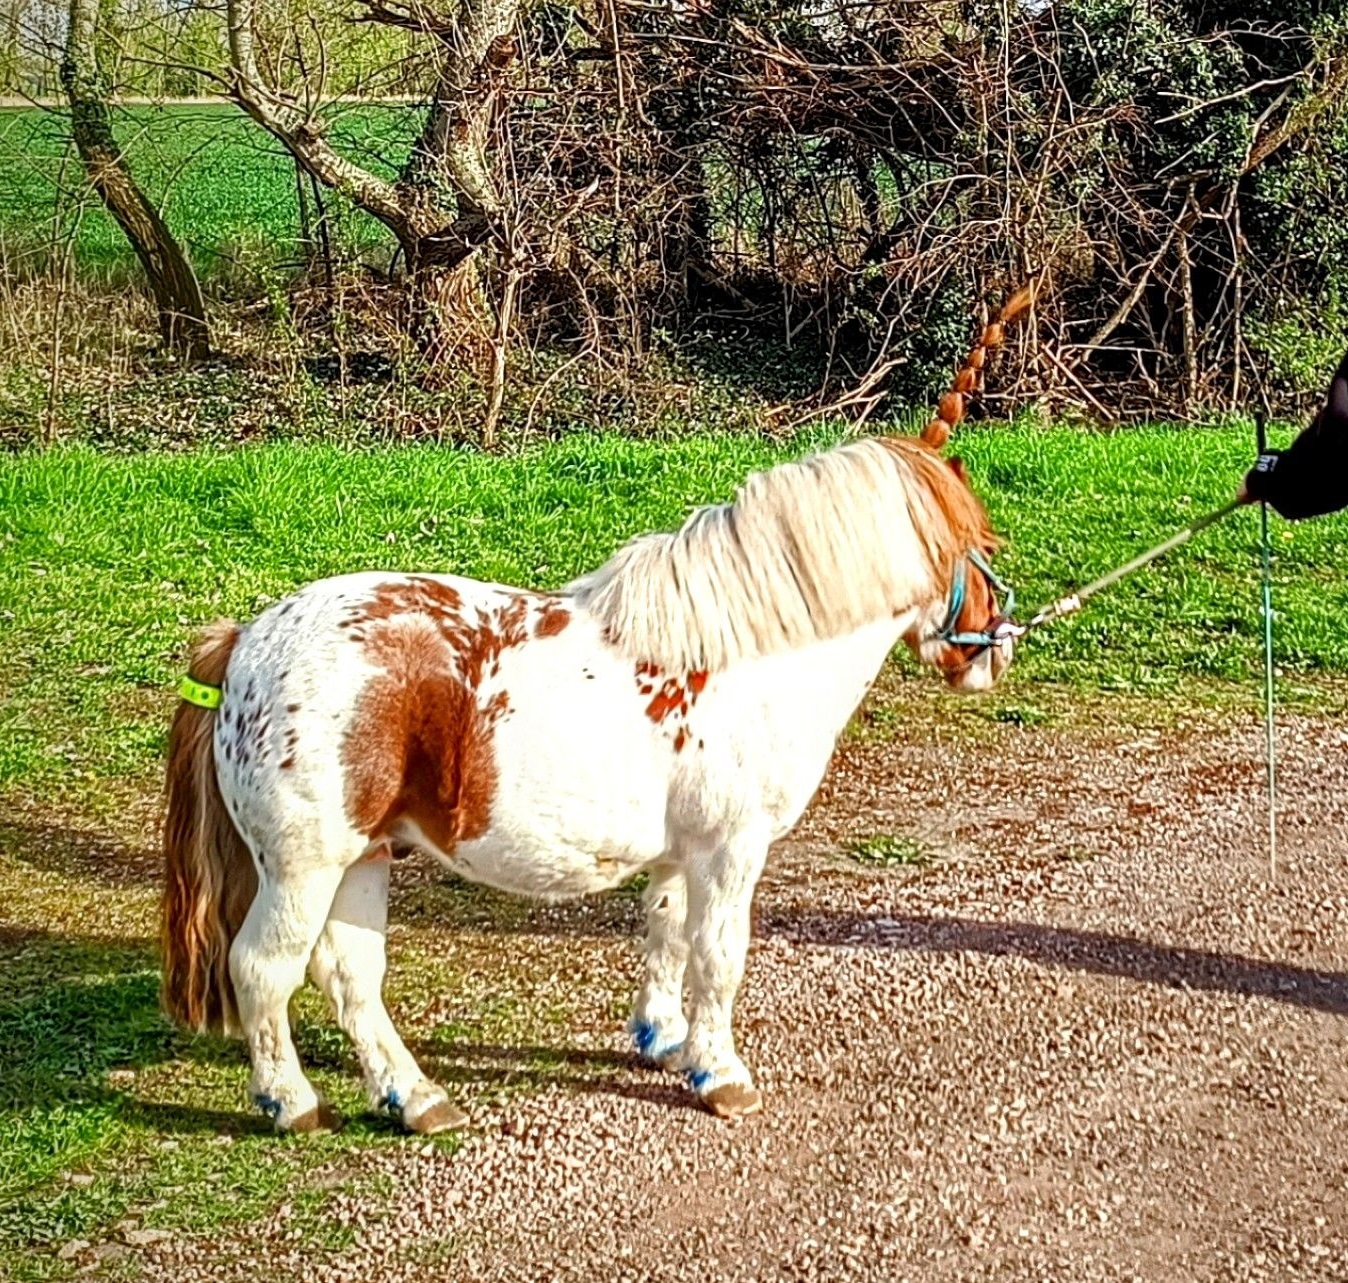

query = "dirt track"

[{"left": 139, "top": 689, "right": 1348, "bottom": 1282}]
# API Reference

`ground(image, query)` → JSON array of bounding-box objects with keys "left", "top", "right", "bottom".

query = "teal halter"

[{"left": 936, "top": 549, "right": 1017, "bottom": 649}]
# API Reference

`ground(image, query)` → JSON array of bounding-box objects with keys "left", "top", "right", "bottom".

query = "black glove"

[{"left": 1242, "top": 452, "right": 1283, "bottom": 506}]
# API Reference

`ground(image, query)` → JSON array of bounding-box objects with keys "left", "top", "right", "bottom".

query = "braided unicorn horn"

[{"left": 920, "top": 283, "right": 1037, "bottom": 449}]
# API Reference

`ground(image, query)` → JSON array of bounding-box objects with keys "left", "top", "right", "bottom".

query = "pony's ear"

[{"left": 947, "top": 456, "right": 968, "bottom": 483}]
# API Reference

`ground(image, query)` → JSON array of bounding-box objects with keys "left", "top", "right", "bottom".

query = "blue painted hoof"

[
  {"left": 631, "top": 1021, "right": 684, "bottom": 1065},
  {"left": 379, "top": 1089, "right": 405, "bottom": 1115},
  {"left": 253, "top": 1092, "right": 283, "bottom": 1120},
  {"left": 631, "top": 1021, "right": 660, "bottom": 1059},
  {"left": 685, "top": 1067, "right": 714, "bottom": 1094}
]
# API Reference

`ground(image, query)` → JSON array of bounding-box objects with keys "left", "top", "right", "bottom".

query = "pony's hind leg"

[
  {"left": 308, "top": 857, "right": 466, "bottom": 1135},
  {"left": 230, "top": 862, "right": 346, "bottom": 1132},
  {"left": 629, "top": 860, "right": 689, "bottom": 1067},
  {"left": 680, "top": 827, "right": 770, "bottom": 1120}
]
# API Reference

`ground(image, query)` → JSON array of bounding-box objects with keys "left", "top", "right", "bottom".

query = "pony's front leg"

[
  {"left": 681, "top": 827, "right": 770, "bottom": 1119},
  {"left": 629, "top": 861, "right": 689, "bottom": 1068},
  {"left": 308, "top": 858, "right": 466, "bottom": 1135}
]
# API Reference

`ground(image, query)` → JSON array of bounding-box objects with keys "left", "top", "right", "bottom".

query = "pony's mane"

[{"left": 567, "top": 436, "right": 994, "bottom": 672}]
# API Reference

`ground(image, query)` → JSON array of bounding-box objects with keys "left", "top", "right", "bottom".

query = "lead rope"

[
  {"left": 999, "top": 498, "right": 1244, "bottom": 640},
  {"left": 1257, "top": 413, "right": 1278, "bottom": 880}
]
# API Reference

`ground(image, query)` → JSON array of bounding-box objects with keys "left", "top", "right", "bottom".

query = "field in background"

[{"left": 0, "top": 104, "right": 410, "bottom": 278}]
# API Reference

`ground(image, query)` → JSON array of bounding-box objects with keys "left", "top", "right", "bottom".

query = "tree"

[
  {"left": 61, "top": 0, "right": 211, "bottom": 361},
  {"left": 225, "top": 0, "right": 520, "bottom": 372}
]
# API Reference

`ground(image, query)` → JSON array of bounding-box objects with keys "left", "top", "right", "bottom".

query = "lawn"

[
  {"left": 3, "top": 420, "right": 1347, "bottom": 810},
  {"left": 3, "top": 419, "right": 1348, "bottom": 1277}
]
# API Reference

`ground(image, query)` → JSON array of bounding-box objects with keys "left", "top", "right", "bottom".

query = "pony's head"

[
  {"left": 906, "top": 552, "right": 1015, "bottom": 692},
  {"left": 886, "top": 446, "right": 1014, "bottom": 692}
]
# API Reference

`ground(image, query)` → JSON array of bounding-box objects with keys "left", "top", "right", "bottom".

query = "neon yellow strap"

[{"left": 179, "top": 676, "right": 223, "bottom": 709}]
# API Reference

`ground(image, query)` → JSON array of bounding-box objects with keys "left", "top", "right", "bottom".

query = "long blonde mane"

[{"left": 567, "top": 436, "right": 994, "bottom": 672}]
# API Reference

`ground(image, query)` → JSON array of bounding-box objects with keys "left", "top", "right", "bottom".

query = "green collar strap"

[{"left": 179, "top": 675, "right": 223, "bottom": 709}]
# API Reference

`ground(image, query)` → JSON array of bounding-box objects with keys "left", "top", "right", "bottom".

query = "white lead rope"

[{"left": 992, "top": 499, "right": 1245, "bottom": 642}]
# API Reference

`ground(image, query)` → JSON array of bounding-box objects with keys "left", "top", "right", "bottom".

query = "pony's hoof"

[
  {"left": 287, "top": 1102, "right": 342, "bottom": 1134},
  {"left": 406, "top": 1099, "right": 468, "bottom": 1135},
  {"left": 630, "top": 1019, "right": 686, "bottom": 1070},
  {"left": 702, "top": 1083, "right": 763, "bottom": 1120}
]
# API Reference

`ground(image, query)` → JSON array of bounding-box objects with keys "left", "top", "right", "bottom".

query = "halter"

[{"left": 936, "top": 549, "right": 1017, "bottom": 650}]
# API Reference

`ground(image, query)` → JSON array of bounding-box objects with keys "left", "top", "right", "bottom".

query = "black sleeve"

[{"left": 1245, "top": 347, "right": 1348, "bottom": 520}]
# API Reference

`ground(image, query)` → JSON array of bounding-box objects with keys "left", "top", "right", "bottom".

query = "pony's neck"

[
  {"left": 569, "top": 437, "right": 966, "bottom": 675},
  {"left": 736, "top": 610, "right": 918, "bottom": 753}
]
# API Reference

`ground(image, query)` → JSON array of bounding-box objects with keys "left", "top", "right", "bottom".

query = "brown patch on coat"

[
  {"left": 456, "top": 595, "right": 530, "bottom": 687},
  {"left": 638, "top": 664, "right": 708, "bottom": 730},
  {"left": 345, "top": 578, "right": 534, "bottom": 686},
  {"left": 534, "top": 601, "right": 571, "bottom": 638},
  {"left": 645, "top": 678, "right": 686, "bottom": 723},
  {"left": 343, "top": 649, "right": 498, "bottom": 853},
  {"left": 343, "top": 576, "right": 463, "bottom": 639},
  {"left": 340, "top": 583, "right": 542, "bottom": 853}
]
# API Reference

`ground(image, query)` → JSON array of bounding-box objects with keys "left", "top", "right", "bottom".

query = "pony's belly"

[{"left": 418, "top": 827, "right": 654, "bottom": 900}]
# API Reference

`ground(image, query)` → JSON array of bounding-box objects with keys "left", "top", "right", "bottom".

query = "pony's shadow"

[
  {"left": 0, "top": 818, "right": 159, "bottom": 885},
  {"left": 411, "top": 1040, "right": 704, "bottom": 1114},
  {"left": 394, "top": 860, "right": 643, "bottom": 938},
  {"left": 764, "top": 911, "right": 1348, "bottom": 1016}
]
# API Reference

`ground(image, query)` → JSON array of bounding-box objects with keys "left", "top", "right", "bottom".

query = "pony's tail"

[
  {"left": 920, "top": 283, "right": 1036, "bottom": 450},
  {"left": 160, "top": 618, "right": 257, "bottom": 1037}
]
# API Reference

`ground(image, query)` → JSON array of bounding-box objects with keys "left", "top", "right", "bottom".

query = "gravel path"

[{"left": 142, "top": 694, "right": 1348, "bottom": 1282}]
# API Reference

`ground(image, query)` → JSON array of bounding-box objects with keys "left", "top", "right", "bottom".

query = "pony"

[{"left": 160, "top": 293, "right": 1029, "bottom": 1133}]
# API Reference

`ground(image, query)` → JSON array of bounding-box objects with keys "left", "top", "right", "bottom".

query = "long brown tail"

[
  {"left": 160, "top": 618, "right": 257, "bottom": 1036},
  {"left": 920, "top": 284, "right": 1036, "bottom": 449}
]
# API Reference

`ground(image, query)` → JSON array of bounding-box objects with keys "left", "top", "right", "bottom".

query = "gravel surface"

[{"left": 137, "top": 697, "right": 1348, "bottom": 1282}]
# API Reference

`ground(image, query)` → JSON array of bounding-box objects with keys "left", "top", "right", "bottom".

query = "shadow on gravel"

[
  {"left": 413, "top": 1041, "right": 706, "bottom": 1113},
  {"left": 768, "top": 913, "right": 1348, "bottom": 1015}
]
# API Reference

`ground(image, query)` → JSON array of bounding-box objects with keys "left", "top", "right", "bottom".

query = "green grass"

[
  {"left": 2, "top": 420, "right": 1347, "bottom": 807},
  {"left": 0, "top": 849, "right": 435, "bottom": 1281},
  {"left": 843, "top": 834, "right": 931, "bottom": 867},
  {"left": 0, "top": 104, "right": 412, "bottom": 276}
]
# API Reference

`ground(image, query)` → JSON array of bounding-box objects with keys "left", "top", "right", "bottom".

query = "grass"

[
  {"left": 3, "top": 419, "right": 1348, "bottom": 809},
  {"left": 3, "top": 418, "right": 1348, "bottom": 1272},
  {"left": 843, "top": 834, "right": 931, "bottom": 867},
  {"left": 0, "top": 104, "right": 411, "bottom": 278},
  {"left": 0, "top": 842, "right": 430, "bottom": 1281}
]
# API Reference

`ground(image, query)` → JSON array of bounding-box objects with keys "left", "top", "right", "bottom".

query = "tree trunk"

[
  {"left": 225, "top": 0, "right": 520, "bottom": 386},
  {"left": 61, "top": 0, "right": 210, "bottom": 361},
  {"left": 395, "top": 22, "right": 518, "bottom": 369},
  {"left": 404, "top": 246, "right": 493, "bottom": 378}
]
